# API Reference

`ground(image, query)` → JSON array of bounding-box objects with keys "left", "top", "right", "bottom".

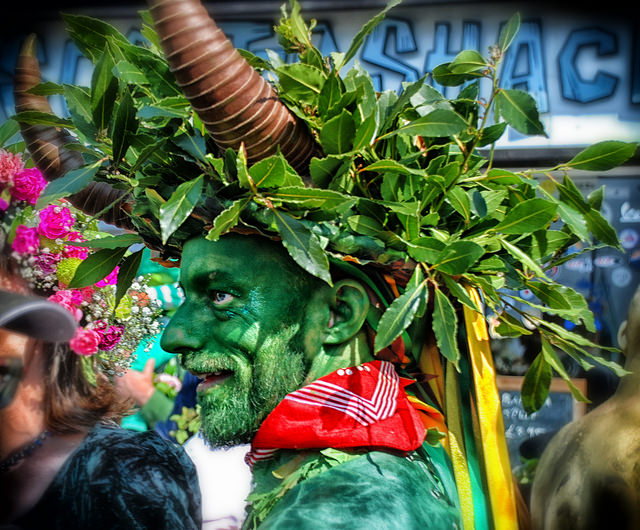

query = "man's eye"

[{"left": 211, "top": 291, "right": 234, "bottom": 305}]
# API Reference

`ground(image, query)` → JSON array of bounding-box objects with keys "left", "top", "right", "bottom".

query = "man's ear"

[
  {"left": 323, "top": 280, "right": 370, "bottom": 345},
  {"left": 618, "top": 320, "right": 628, "bottom": 353}
]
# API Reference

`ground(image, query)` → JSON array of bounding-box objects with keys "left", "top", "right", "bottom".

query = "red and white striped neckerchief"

[{"left": 246, "top": 360, "right": 427, "bottom": 466}]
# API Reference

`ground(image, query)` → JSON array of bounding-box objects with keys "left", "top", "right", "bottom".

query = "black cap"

[{"left": 0, "top": 289, "right": 77, "bottom": 342}]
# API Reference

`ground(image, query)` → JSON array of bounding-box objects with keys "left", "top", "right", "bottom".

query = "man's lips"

[{"left": 194, "top": 370, "right": 234, "bottom": 391}]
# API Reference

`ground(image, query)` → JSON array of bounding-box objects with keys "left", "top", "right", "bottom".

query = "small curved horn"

[
  {"left": 147, "top": 0, "right": 318, "bottom": 174},
  {"left": 13, "top": 35, "right": 134, "bottom": 230}
]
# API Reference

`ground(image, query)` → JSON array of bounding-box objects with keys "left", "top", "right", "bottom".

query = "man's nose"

[{"left": 161, "top": 305, "right": 203, "bottom": 354}]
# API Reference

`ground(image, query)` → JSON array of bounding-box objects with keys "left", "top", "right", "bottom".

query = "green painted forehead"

[{"left": 180, "top": 234, "right": 319, "bottom": 296}]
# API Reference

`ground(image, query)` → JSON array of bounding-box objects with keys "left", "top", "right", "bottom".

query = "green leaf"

[
  {"left": 449, "top": 50, "right": 488, "bottom": 74},
  {"left": 342, "top": 0, "right": 402, "bottom": 67},
  {"left": 480, "top": 169, "right": 523, "bottom": 186},
  {"left": 378, "top": 108, "right": 467, "bottom": 139},
  {"left": 173, "top": 130, "right": 208, "bottom": 163},
  {"left": 521, "top": 353, "right": 552, "bottom": 414},
  {"left": 113, "top": 60, "right": 150, "bottom": 86},
  {"left": 494, "top": 312, "right": 532, "bottom": 337},
  {"left": 442, "top": 276, "right": 481, "bottom": 312},
  {"left": 436, "top": 240, "right": 484, "bottom": 275},
  {"left": 499, "top": 13, "right": 521, "bottom": 53},
  {"left": 63, "top": 84, "right": 97, "bottom": 140},
  {"left": 235, "top": 144, "right": 251, "bottom": 189},
  {"left": 91, "top": 49, "right": 119, "bottom": 132},
  {"left": 0, "top": 119, "right": 20, "bottom": 148},
  {"left": 273, "top": 210, "right": 331, "bottom": 284},
  {"left": 68, "top": 247, "right": 127, "bottom": 289},
  {"left": 500, "top": 239, "right": 549, "bottom": 279},
  {"left": 446, "top": 186, "right": 471, "bottom": 223},
  {"left": 309, "top": 154, "right": 351, "bottom": 187},
  {"left": 471, "top": 190, "right": 488, "bottom": 218},
  {"left": 584, "top": 208, "right": 621, "bottom": 248},
  {"left": 555, "top": 201, "right": 590, "bottom": 242},
  {"left": 277, "top": 63, "right": 326, "bottom": 105},
  {"left": 67, "top": 233, "right": 143, "bottom": 249},
  {"left": 270, "top": 187, "right": 353, "bottom": 210},
  {"left": 524, "top": 230, "right": 572, "bottom": 261},
  {"left": 206, "top": 199, "right": 247, "bottom": 241},
  {"left": 431, "top": 63, "right": 482, "bottom": 87},
  {"left": 565, "top": 141, "right": 637, "bottom": 171},
  {"left": 36, "top": 160, "right": 102, "bottom": 208},
  {"left": 557, "top": 175, "right": 590, "bottom": 214},
  {"left": 25, "top": 81, "right": 64, "bottom": 96},
  {"left": 250, "top": 155, "right": 286, "bottom": 188},
  {"left": 494, "top": 198, "right": 557, "bottom": 234},
  {"left": 320, "top": 109, "right": 355, "bottom": 154},
  {"left": 111, "top": 89, "right": 138, "bottom": 166},
  {"left": 432, "top": 288, "right": 461, "bottom": 365},
  {"left": 497, "top": 88, "right": 546, "bottom": 136},
  {"left": 374, "top": 280, "right": 428, "bottom": 352},
  {"left": 380, "top": 74, "right": 429, "bottom": 133},
  {"left": 159, "top": 175, "right": 203, "bottom": 244},
  {"left": 541, "top": 337, "right": 588, "bottom": 403},
  {"left": 362, "top": 159, "right": 425, "bottom": 176},
  {"left": 138, "top": 99, "right": 191, "bottom": 120},
  {"left": 346, "top": 215, "right": 391, "bottom": 241},
  {"left": 407, "top": 237, "right": 446, "bottom": 263},
  {"left": 318, "top": 73, "right": 343, "bottom": 118},
  {"left": 63, "top": 13, "right": 129, "bottom": 63},
  {"left": 477, "top": 122, "right": 508, "bottom": 147},
  {"left": 114, "top": 249, "right": 144, "bottom": 310},
  {"left": 353, "top": 111, "right": 378, "bottom": 151},
  {"left": 13, "top": 110, "right": 74, "bottom": 129}
]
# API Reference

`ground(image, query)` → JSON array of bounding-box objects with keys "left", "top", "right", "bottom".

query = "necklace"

[{"left": 0, "top": 430, "right": 52, "bottom": 473}]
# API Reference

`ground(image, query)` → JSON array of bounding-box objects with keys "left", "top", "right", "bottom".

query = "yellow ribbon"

[
  {"left": 445, "top": 362, "right": 476, "bottom": 530},
  {"left": 463, "top": 286, "right": 518, "bottom": 530}
]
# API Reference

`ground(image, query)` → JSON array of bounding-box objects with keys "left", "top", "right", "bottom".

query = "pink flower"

[
  {"left": 78, "top": 286, "right": 95, "bottom": 303},
  {"left": 48, "top": 290, "right": 83, "bottom": 321},
  {"left": 35, "top": 252, "right": 62, "bottom": 275},
  {"left": 97, "top": 325, "right": 125, "bottom": 351},
  {"left": 9, "top": 168, "right": 47, "bottom": 204},
  {"left": 0, "top": 150, "right": 24, "bottom": 186},
  {"left": 63, "top": 245, "right": 88, "bottom": 259},
  {"left": 37, "top": 204, "right": 74, "bottom": 240},
  {"left": 0, "top": 197, "right": 8, "bottom": 211},
  {"left": 69, "top": 327, "right": 101, "bottom": 356},
  {"left": 11, "top": 225, "right": 39, "bottom": 254},
  {"left": 95, "top": 266, "right": 119, "bottom": 287},
  {"left": 63, "top": 231, "right": 88, "bottom": 259}
]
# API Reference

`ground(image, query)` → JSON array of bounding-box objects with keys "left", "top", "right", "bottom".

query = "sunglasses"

[{"left": 0, "top": 357, "right": 23, "bottom": 409}]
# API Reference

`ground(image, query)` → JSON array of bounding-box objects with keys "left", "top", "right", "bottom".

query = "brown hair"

[
  {"left": 42, "top": 342, "right": 132, "bottom": 435},
  {"left": 1, "top": 249, "right": 132, "bottom": 435}
]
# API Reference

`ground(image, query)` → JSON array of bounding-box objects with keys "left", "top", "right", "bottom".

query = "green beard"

[{"left": 198, "top": 325, "right": 306, "bottom": 447}]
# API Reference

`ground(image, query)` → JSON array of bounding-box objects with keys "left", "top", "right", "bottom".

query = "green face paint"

[{"left": 161, "top": 234, "right": 325, "bottom": 446}]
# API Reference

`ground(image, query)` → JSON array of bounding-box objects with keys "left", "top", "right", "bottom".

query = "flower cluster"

[{"left": 0, "top": 150, "right": 161, "bottom": 375}]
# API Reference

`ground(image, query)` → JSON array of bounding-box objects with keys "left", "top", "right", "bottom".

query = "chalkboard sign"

[{"left": 497, "top": 376, "right": 587, "bottom": 467}]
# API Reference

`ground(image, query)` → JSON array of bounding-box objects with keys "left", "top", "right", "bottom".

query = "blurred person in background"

[{"left": 0, "top": 150, "right": 201, "bottom": 530}]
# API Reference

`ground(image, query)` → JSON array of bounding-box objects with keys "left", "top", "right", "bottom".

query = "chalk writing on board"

[{"left": 500, "top": 390, "right": 575, "bottom": 466}]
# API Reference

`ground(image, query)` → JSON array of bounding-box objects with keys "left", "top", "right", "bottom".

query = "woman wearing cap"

[{"left": 0, "top": 155, "right": 201, "bottom": 529}]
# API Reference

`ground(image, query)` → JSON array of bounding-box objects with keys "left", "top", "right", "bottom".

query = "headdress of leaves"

[{"left": 10, "top": 0, "right": 638, "bottom": 410}]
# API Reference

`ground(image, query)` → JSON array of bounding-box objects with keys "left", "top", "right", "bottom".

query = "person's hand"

[{"left": 115, "top": 358, "right": 156, "bottom": 406}]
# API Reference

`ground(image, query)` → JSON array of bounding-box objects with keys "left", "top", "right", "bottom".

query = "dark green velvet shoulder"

[
  {"left": 14, "top": 423, "right": 201, "bottom": 530},
  {"left": 246, "top": 444, "right": 461, "bottom": 529}
]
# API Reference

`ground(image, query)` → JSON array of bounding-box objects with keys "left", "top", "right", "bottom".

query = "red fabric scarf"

[{"left": 247, "top": 360, "right": 430, "bottom": 465}]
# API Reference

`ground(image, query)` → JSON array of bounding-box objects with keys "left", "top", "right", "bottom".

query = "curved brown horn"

[
  {"left": 147, "top": 0, "right": 318, "bottom": 174},
  {"left": 13, "top": 35, "right": 134, "bottom": 230}
]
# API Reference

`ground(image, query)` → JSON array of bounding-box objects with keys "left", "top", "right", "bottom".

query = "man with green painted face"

[{"left": 161, "top": 234, "right": 462, "bottom": 529}]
